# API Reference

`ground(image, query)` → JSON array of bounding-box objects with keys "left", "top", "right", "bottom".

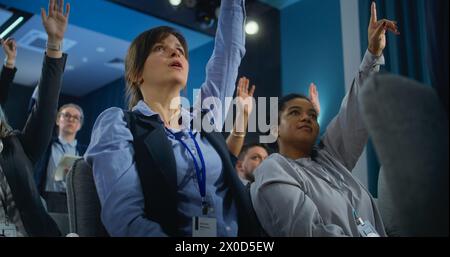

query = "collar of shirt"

[
  {"left": 132, "top": 100, "right": 196, "bottom": 133},
  {"left": 293, "top": 157, "right": 314, "bottom": 167},
  {"left": 58, "top": 135, "right": 77, "bottom": 148},
  {"left": 291, "top": 154, "right": 345, "bottom": 186}
]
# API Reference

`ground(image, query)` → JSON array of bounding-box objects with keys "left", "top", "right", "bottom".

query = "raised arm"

[
  {"left": 19, "top": 0, "right": 69, "bottom": 163},
  {"left": 0, "top": 38, "right": 17, "bottom": 106},
  {"left": 226, "top": 77, "right": 255, "bottom": 157},
  {"left": 194, "top": 0, "right": 246, "bottom": 129},
  {"left": 321, "top": 2, "right": 399, "bottom": 171}
]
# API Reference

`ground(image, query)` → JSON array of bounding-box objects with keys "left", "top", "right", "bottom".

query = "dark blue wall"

[
  {"left": 3, "top": 83, "right": 82, "bottom": 141},
  {"left": 75, "top": 77, "right": 126, "bottom": 145},
  {"left": 281, "top": 0, "right": 345, "bottom": 135},
  {"left": 186, "top": 41, "right": 215, "bottom": 103}
]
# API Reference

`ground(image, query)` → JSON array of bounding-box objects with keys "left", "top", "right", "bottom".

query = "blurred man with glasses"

[{"left": 33, "top": 103, "right": 87, "bottom": 213}]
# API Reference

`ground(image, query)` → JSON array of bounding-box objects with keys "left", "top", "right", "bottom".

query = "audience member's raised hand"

[
  {"left": 1, "top": 38, "right": 17, "bottom": 68},
  {"left": 368, "top": 1, "right": 399, "bottom": 57},
  {"left": 236, "top": 77, "right": 256, "bottom": 116},
  {"left": 308, "top": 83, "right": 320, "bottom": 116},
  {"left": 41, "top": 0, "right": 70, "bottom": 57}
]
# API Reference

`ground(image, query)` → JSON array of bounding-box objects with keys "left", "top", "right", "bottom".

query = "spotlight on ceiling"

[
  {"left": 0, "top": 16, "right": 23, "bottom": 39},
  {"left": 168, "top": 0, "right": 182, "bottom": 7},
  {"left": 245, "top": 20, "right": 259, "bottom": 35}
]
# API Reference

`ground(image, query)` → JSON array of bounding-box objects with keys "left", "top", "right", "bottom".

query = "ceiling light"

[
  {"left": 169, "top": 0, "right": 182, "bottom": 7},
  {"left": 245, "top": 20, "right": 259, "bottom": 35},
  {"left": 0, "top": 16, "right": 24, "bottom": 39}
]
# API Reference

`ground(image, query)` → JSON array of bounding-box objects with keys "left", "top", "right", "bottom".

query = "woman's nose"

[
  {"left": 169, "top": 47, "right": 180, "bottom": 57},
  {"left": 300, "top": 112, "right": 312, "bottom": 122}
]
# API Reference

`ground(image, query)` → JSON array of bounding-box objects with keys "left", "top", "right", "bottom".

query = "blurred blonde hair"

[{"left": 0, "top": 106, "right": 13, "bottom": 139}]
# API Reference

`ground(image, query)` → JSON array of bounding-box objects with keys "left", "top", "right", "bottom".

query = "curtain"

[{"left": 358, "top": 0, "right": 447, "bottom": 196}]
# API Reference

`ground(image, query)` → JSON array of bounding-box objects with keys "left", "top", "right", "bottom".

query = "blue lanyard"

[
  {"left": 166, "top": 129, "right": 208, "bottom": 214},
  {"left": 56, "top": 140, "right": 67, "bottom": 154},
  {"left": 56, "top": 139, "right": 79, "bottom": 156}
]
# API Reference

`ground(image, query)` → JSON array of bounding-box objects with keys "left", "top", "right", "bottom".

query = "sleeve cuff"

[
  {"left": 1, "top": 65, "right": 17, "bottom": 76},
  {"left": 360, "top": 49, "right": 385, "bottom": 73}
]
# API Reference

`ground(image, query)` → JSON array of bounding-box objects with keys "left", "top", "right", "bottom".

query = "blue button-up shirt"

[
  {"left": 85, "top": 0, "right": 246, "bottom": 237},
  {"left": 45, "top": 136, "right": 79, "bottom": 192}
]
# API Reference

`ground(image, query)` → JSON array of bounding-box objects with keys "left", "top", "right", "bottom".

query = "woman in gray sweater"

[{"left": 250, "top": 2, "right": 399, "bottom": 237}]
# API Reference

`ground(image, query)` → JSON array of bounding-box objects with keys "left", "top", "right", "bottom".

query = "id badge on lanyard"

[
  {"left": 356, "top": 219, "right": 380, "bottom": 237},
  {"left": 0, "top": 222, "right": 17, "bottom": 237},
  {"left": 192, "top": 216, "right": 217, "bottom": 237},
  {"left": 354, "top": 210, "right": 380, "bottom": 237},
  {"left": 167, "top": 129, "right": 217, "bottom": 237},
  {"left": 0, "top": 198, "right": 17, "bottom": 237}
]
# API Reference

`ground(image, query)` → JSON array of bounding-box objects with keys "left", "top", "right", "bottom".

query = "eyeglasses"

[{"left": 60, "top": 112, "right": 82, "bottom": 122}]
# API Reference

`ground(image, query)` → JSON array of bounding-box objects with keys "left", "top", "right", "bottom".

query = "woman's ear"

[
  {"left": 131, "top": 72, "right": 144, "bottom": 87},
  {"left": 56, "top": 115, "right": 61, "bottom": 127},
  {"left": 270, "top": 125, "right": 279, "bottom": 140},
  {"left": 133, "top": 77, "right": 144, "bottom": 87}
]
